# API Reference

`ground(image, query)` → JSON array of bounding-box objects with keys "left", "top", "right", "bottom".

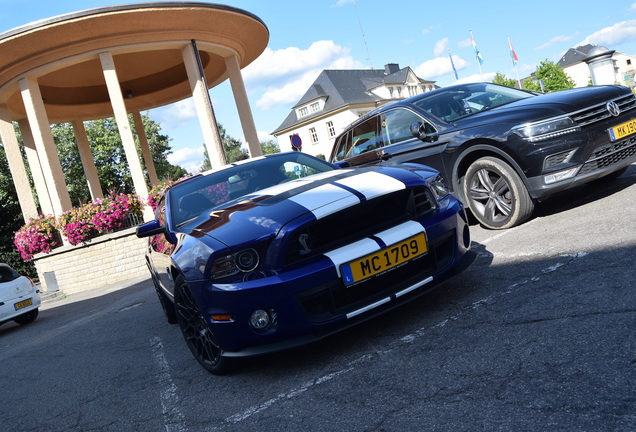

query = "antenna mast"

[{"left": 352, "top": 0, "right": 372, "bottom": 68}]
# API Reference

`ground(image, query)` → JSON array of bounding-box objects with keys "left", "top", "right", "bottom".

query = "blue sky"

[{"left": 2, "top": 1, "right": 636, "bottom": 172}]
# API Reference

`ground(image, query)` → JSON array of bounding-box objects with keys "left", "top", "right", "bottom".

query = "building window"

[
  {"left": 299, "top": 107, "right": 308, "bottom": 117},
  {"left": 388, "top": 87, "right": 394, "bottom": 97},
  {"left": 310, "top": 102, "right": 320, "bottom": 113},
  {"left": 397, "top": 87, "right": 402, "bottom": 97},
  {"left": 628, "top": 59, "right": 632, "bottom": 65},
  {"left": 327, "top": 121, "right": 336, "bottom": 137},
  {"left": 309, "top": 127, "right": 318, "bottom": 144},
  {"left": 408, "top": 86, "right": 417, "bottom": 96}
]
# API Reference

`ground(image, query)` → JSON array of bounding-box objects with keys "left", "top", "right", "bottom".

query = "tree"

[
  {"left": 260, "top": 139, "right": 280, "bottom": 155},
  {"left": 0, "top": 143, "right": 36, "bottom": 276},
  {"left": 52, "top": 115, "right": 185, "bottom": 205},
  {"left": 492, "top": 72, "right": 518, "bottom": 88},
  {"left": 200, "top": 124, "right": 249, "bottom": 171},
  {"left": 522, "top": 60, "right": 575, "bottom": 93}
]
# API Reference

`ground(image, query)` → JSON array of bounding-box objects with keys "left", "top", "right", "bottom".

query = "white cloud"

[
  {"left": 458, "top": 38, "right": 472, "bottom": 48},
  {"left": 578, "top": 19, "right": 636, "bottom": 47},
  {"left": 414, "top": 55, "right": 469, "bottom": 80},
  {"left": 243, "top": 41, "right": 355, "bottom": 84},
  {"left": 153, "top": 99, "right": 197, "bottom": 128},
  {"left": 167, "top": 146, "right": 205, "bottom": 173},
  {"left": 536, "top": 35, "right": 574, "bottom": 50},
  {"left": 455, "top": 72, "right": 497, "bottom": 84},
  {"left": 433, "top": 38, "right": 449, "bottom": 57},
  {"left": 245, "top": 40, "right": 365, "bottom": 110}
]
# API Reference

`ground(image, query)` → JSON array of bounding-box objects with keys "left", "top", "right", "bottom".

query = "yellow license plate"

[
  {"left": 341, "top": 233, "right": 428, "bottom": 286},
  {"left": 14, "top": 298, "right": 32, "bottom": 311},
  {"left": 608, "top": 118, "right": 636, "bottom": 141}
]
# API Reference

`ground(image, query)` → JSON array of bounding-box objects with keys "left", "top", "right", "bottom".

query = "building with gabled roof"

[{"left": 272, "top": 63, "right": 436, "bottom": 158}]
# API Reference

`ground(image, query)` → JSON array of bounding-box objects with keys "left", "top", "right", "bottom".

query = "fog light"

[
  {"left": 249, "top": 309, "right": 271, "bottom": 330},
  {"left": 544, "top": 167, "right": 580, "bottom": 184}
]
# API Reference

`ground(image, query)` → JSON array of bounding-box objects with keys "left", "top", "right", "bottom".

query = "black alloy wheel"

[
  {"left": 463, "top": 156, "right": 534, "bottom": 230},
  {"left": 174, "top": 276, "right": 232, "bottom": 375}
]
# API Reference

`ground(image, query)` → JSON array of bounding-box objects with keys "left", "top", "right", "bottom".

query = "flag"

[
  {"left": 470, "top": 30, "right": 483, "bottom": 65},
  {"left": 449, "top": 50, "right": 458, "bottom": 80},
  {"left": 508, "top": 36, "right": 519, "bottom": 65}
]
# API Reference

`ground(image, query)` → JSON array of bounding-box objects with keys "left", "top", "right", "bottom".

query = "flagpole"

[
  {"left": 470, "top": 30, "right": 484, "bottom": 79},
  {"left": 448, "top": 50, "right": 459, "bottom": 81},
  {"left": 508, "top": 35, "right": 521, "bottom": 88}
]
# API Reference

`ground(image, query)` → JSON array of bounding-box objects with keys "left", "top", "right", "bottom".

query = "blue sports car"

[{"left": 137, "top": 152, "right": 475, "bottom": 374}]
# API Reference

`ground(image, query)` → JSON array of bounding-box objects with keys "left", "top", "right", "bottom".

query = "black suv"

[{"left": 330, "top": 82, "right": 636, "bottom": 229}]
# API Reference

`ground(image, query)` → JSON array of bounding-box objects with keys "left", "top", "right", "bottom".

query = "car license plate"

[
  {"left": 14, "top": 298, "right": 32, "bottom": 311},
  {"left": 608, "top": 118, "right": 636, "bottom": 141},
  {"left": 341, "top": 233, "right": 428, "bottom": 286}
]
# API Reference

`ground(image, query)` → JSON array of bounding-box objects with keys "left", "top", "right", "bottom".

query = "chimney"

[{"left": 384, "top": 63, "right": 400, "bottom": 75}]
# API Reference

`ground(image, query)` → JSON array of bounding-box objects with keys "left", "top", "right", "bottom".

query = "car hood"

[
  {"left": 180, "top": 166, "right": 419, "bottom": 247},
  {"left": 456, "top": 85, "right": 631, "bottom": 127}
]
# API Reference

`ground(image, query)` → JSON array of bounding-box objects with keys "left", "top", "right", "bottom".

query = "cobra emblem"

[
  {"left": 298, "top": 233, "right": 312, "bottom": 255},
  {"left": 606, "top": 101, "right": 620, "bottom": 117}
]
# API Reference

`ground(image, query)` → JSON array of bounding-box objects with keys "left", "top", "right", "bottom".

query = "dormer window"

[
  {"left": 299, "top": 107, "right": 308, "bottom": 117},
  {"left": 310, "top": 102, "right": 320, "bottom": 113}
]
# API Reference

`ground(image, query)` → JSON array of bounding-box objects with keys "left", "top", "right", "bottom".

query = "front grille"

[
  {"left": 571, "top": 93, "right": 636, "bottom": 127},
  {"left": 297, "top": 231, "right": 456, "bottom": 322},
  {"left": 284, "top": 186, "right": 436, "bottom": 267},
  {"left": 579, "top": 135, "right": 636, "bottom": 175}
]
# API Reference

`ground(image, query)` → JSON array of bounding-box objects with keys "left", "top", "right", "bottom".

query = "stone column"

[
  {"left": 72, "top": 120, "right": 103, "bottom": 200},
  {"left": 132, "top": 112, "right": 158, "bottom": 186},
  {"left": 0, "top": 105, "right": 39, "bottom": 220},
  {"left": 99, "top": 52, "right": 153, "bottom": 220},
  {"left": 181, "top": 41, "right": 226, "bottom": 169},
  {"left": 225, "top": 54, "right": 262, "bottom": 158},
  {"left": 19, "top": 77, "right": 72, "bottom": 217},
  {"left": 17, "top": 119, "right": 54, "bottom": 216}
]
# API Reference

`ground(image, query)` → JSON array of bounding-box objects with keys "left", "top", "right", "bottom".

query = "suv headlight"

[
  {"left": 513, "top": 117, "right": 579, "bottom": 142},
  {"left": 429, "top": 174, "right": 451, "bottom": 199}
]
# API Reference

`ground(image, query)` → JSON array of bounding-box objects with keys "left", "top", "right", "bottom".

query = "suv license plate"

[{"left": 608, "top": 118, "right": 636, "bottom": 141}]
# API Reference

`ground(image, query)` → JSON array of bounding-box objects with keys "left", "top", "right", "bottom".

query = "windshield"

[
  {"left": 169, "top": 153, "right": 336, "bottom": 226},
  {"left": 412, "top": 82, "right": 534, "bottom": 122}
]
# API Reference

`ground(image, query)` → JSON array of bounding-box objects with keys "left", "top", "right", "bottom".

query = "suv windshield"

[{"left": 412, "top": 82, "right": 534, "bottom": 122}]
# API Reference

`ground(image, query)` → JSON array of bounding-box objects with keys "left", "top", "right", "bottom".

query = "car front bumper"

[{"left": 187, "top": 200, "right": 475, "bottom": 358}]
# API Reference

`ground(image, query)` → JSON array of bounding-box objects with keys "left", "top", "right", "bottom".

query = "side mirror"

[
  {"left": 136, "top": 219, "right": 164, "bottom": 238},
  {"left": 410, "top": 122, "right": 427, "bottom": 141}
]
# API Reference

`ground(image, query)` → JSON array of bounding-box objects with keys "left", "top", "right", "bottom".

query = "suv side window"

[
  {"left": 350, "top": 115, "right": 382, "bottom": 156},
  {"left": 381, "top": 108, "right": 434, "bottom": 146}
]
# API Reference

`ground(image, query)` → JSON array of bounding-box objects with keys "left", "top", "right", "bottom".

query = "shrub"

[{"left": 13, "top": 193, "right": 143, "bottom": 260}]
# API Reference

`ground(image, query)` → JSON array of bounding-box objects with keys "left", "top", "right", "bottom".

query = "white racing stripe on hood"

[
  {"left": 289, "top": 183, "right": 360, "bottom": 219},
  {"left": 373, "top": 220, "right": 425, "bottom": 246},
  {"left": 324, "top": 221, "right": 426, "bottom": 277},
  {"left": 334, "top": 171, "right": 405, "bottom": 200}
]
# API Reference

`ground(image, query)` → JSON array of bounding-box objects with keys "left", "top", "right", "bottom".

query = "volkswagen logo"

[{"left": 606, "top": 101, "right": 621, "bottom": 117}]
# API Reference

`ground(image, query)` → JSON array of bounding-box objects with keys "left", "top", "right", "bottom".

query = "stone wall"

[{"left": 34, "top": 227, "right": 149, "bottom": 295}]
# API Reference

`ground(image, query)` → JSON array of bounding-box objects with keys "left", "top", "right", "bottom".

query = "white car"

[{"left": 0, "top": 263, "right": 41, "bottom": 326}]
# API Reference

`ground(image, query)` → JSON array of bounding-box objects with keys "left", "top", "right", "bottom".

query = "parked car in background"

[
  {"left": 330, "top": 82, "right": 636, "bottom": 229},
  {"left": 137, "top": 152, "right": 475, "bottom": 374},
  {"left": 0, "top": 263, "right": 40, "bottom": 326}
]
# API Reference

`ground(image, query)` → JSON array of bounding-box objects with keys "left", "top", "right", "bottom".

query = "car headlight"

[
  {"left": 211, "top": 248, "right": 260, "bottom": 279},
  {"left": 513, "top": 116, "right": 580, "bottom": 142},
  {"left": 429, "top": 174, "right": 451, "bottom": 199}
]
